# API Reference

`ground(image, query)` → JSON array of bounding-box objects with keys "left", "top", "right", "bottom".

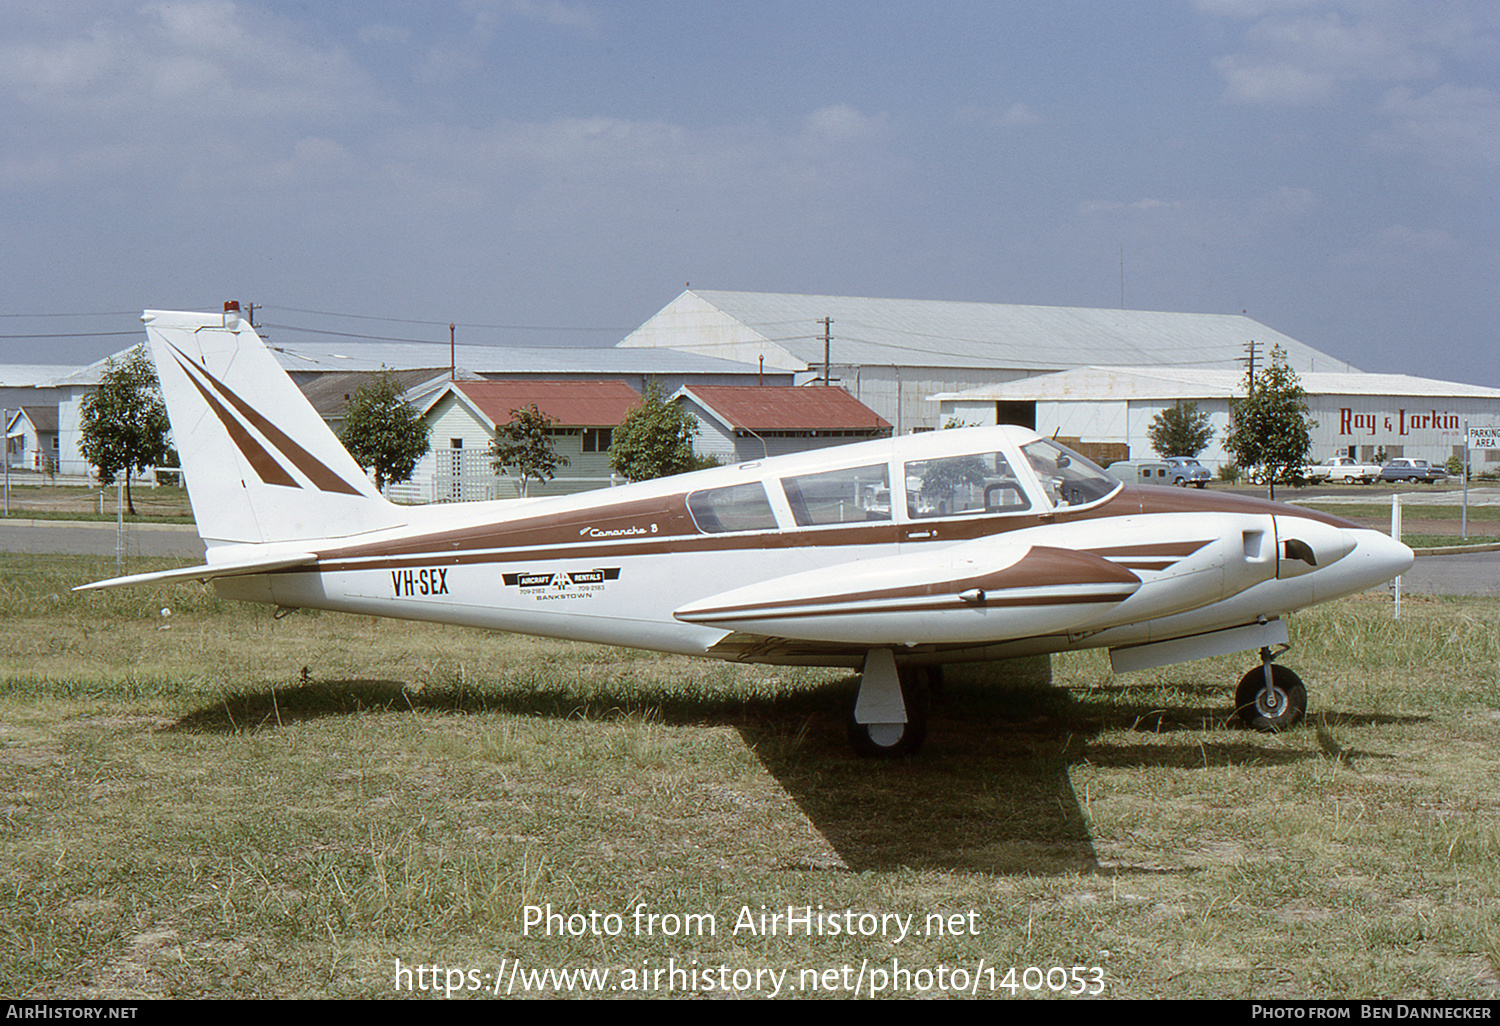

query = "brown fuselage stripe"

[
  {"left": 681, "top": 588, "right": 1137, "bottom": 621},
  {"left": 281, "top": 485, "right": 1351, "bottom": 576}
]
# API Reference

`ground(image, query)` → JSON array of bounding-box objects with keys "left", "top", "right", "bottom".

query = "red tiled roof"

[
  {"left": 681, "top": 386, "right": 890, "bottom": 432},
  {"left": 454, "top": 380, "right": 641, "bottom": 427}
]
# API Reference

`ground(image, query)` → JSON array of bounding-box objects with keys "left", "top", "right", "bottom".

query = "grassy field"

[{"left": 2, "top": 553, "right": 1499, "bottom": 999}]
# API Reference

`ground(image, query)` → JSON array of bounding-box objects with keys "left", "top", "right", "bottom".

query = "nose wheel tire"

[{"left": 1235, "top": 664, "right": 1307, "bottom": 733}]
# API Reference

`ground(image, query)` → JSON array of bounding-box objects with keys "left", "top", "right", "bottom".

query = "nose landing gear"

[
  {"left": 848, "top": 649, "right": 933, "bottom": 758},
  {"left": 1235, "top": 645, "right": 1306, "bottom": 733}
]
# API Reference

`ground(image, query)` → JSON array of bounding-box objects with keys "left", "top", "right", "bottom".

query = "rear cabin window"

[
  {"left": 686, "top": 482, "right": 779, "bottom": 534},
  {"left": 781, "top": 464, "right": 891, "bottom": 526},
  {"left": 904, "top": 451, "right": 1031, "bottom": 518}
]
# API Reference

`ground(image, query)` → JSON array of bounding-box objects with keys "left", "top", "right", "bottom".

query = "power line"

[
  {"left": 266, "top": 305, "right": 627, "bottom": 333},
  {"left": 0, "top": 331, "right": 140, "bottom": 340},
  {"left": 262, "top": 322, "right": 618, "bottom": 347},
  {"left": 0, "top": 311, "right": 139, "bottom": 318}
]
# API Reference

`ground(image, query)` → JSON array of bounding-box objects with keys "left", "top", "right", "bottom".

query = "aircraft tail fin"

[{"left": 144, "top": 303, "right": 407, "bottom": 548}]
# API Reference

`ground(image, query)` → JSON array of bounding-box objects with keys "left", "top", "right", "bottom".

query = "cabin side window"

[
  {"left": 903, "top": 451, "right": 1031, "bottom": 518},
  {"left": 1019, "top": 439, "right": 1120, "bottom": 508},
  {"left": 686, "top": 482, "right": 779, "bottom": 534},
  {"left": 780, "top": 464, "right": 891, "bottom": 526}
]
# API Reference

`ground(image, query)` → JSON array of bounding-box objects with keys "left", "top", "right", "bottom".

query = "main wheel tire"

[
  {"left": 847, "top": 666, "right": 931, "bottom": 758},
  {"left": 1235, "top": 664, "right": 1307, "bottom": 733}
]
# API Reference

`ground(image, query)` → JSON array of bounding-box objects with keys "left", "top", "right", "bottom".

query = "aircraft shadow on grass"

[{"left": 160, "top": 660, "right": 1427, "bottom": 876}]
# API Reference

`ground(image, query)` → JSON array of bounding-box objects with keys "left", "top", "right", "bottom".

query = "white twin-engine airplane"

[{"left": 80, "top": 304, "right": 1414, "bottom": 756}]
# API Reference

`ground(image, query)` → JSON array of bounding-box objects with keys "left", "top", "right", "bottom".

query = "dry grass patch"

[{"left": 1, "top": 555, "right": 1498, "bottom": 998}]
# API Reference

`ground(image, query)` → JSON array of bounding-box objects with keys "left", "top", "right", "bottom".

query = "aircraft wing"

[
  {"left": 676, "top": 542, "right": 1142, "bottom": 648},
  {"left": 74, "top": 553, "right": 319, "bottom": 592}
]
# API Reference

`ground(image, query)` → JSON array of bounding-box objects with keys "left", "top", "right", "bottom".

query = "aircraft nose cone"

[{"left": 1348, "top": 527, "right": 1415, "bottom": 587}]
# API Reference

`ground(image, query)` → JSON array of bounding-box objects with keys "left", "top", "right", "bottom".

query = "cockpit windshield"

[{"left": 1019, "top": 438, "right": 1120, "bottom": 509}]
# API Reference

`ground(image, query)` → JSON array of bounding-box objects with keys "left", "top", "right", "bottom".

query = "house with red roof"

[
  {"left": 412, "top": 379, "right": 642, "bottom": 501},
  {"left": 672, "top": 385, "right": 891, "bottom": 463}
]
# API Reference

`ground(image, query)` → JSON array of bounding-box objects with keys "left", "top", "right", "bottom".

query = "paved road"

[
  {"left": 1397, "top": 549, "right": 1500, "bottom": 597},
  {"left": 0, "top": 519, "right": 205, "bottom": 559},
  {"left": 1289, "top": 486, "right": 1500, "bottom": 507}
]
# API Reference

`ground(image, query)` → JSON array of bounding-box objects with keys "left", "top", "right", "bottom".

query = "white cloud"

[
  {"left": 471, "top": 0, "right": 600, "bottom": 35},
  {"left": 802, "top": 104, "right": 889, "bottom": 143},
  {"left": 1212, "top": 53, "right": 1336, "bottom": 104},
  {"left": 953, "top": 102, "right": 1044, "bottom": 131},
  {"left": 1375, "top": 83, "right": 1500, "bottom": 169},
  {"left": 0, "top": 1, "right": 391, "bottom": 194},
  {"left": 0, "top": 2, "right": 382, "bottom": 123},
  {"left": 358, "top": 23, "right": 411, "bottom": 46},
  {"left": 1257, "top": 186, "right": 1318, "bottom": 215},
  {"left": 1210, "top": 6, "right": 1445, "bottom": 105},
  {"left": 1338, "top": 224, "right": 1460, "bottom": 266},
  {"left": 1078, "top": 198, "right": 1179, "bottom": 216}
]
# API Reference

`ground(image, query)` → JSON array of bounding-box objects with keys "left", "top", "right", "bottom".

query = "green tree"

[
  {"left": 490, "top": 404, "right": 569, "bottom": 497},
  {"left": 1223, "top": 345, "right": 1315, "bottom": 500},
  {"left": 1148, "top": 400, "right": 1215, "bottom": 458},
  {"left": 608, "top": 381, "right": 700, "bottom": 482},
  {"left": 338, "top": 372, "right": 430, "bottom": 492},
  {"left": 78, "top": 349, "right": 171, "bottom": 515}
]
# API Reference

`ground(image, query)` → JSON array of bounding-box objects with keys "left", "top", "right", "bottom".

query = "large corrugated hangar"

[{"left": 618, "top": 289, "right": 1352, "bottom": 433}]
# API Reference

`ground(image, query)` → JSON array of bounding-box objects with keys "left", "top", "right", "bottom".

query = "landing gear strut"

[
  {"left": 848, "top": 649, "right": 932, "bottom": 758},
  {"left": 1235, "top": 645, "right": 1307, "bottom": 733}
]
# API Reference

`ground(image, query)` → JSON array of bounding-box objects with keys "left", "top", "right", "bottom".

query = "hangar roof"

[
  {"left": 931, "top": 366, "right": 1500, "bottom": 402},
  {"left": 620, "top": 290, "right": 1349, "bottom": 375},
  {"left": 265, "top": 340, "right": 761, "bottom": 379}
]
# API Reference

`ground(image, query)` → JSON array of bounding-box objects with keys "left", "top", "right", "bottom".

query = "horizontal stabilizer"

[{"left": 74, "top": 553, "right": 317, "bottom": 592}]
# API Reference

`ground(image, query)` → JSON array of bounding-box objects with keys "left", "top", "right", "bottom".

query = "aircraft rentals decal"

[
  {"left": 167, "top": 343, "right": 365, "bottom": 496},
  {"left": 502, "top": 567, "right": 622, "bottom": 601}
]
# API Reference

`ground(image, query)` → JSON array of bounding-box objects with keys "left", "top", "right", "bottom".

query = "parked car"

[
  {"left": 1106, "top": 459, "right": 1171, "bottom": 485},
  {"left": 1305, "top": 455, "right": 1381, "bottom": 484},
  {"left": 1379, "top": 458, "right": 1447, "bottom": 484},
  {"left": 1163, "top": 456, "right": 1211, "bottom": 488}
]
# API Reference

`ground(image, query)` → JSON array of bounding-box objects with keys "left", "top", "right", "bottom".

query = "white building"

[
  {"left": 410, "top": 379, "right": 644, "bottom": 501},
  {"left": 933, "top": 366, "right": 1500, "bottom": 471},
  {"left": 619, "top": 289, "right": 1348, "bottom": 434}
]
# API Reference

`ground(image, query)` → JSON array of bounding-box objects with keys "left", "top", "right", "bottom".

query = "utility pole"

[
  {"left": 245, "top": 302, "right": 266, "bottom": 342},
  {"left": 820, "top": 317, "right": 833, "bottom": 386},
  {"left": 450, "top": 323, "right": 456, "bottom": 381},
  {"left": 1243, "top": 340, "right": 1259, "bottom": 395}
]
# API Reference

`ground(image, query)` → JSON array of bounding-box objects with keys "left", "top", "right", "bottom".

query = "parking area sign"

[{"left": 1469, "top": 427, "right": 1500, "bottom": 449}]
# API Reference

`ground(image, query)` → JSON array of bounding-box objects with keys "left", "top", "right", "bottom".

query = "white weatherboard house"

[{"left": 412, "top": 379, "right": 643, "bottom": 501}]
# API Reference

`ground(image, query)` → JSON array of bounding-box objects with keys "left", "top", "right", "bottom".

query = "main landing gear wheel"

[
  {"left": 848, "top": 665, "right": 932, "bottom": 758},
  {"left": 1235, "top": 663, "right": 1307, "bottom": 733}
]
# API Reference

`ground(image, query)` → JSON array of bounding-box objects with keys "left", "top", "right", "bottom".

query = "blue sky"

[{"left": 2, "top": 1, "right": 1495, "bottom": 384}]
